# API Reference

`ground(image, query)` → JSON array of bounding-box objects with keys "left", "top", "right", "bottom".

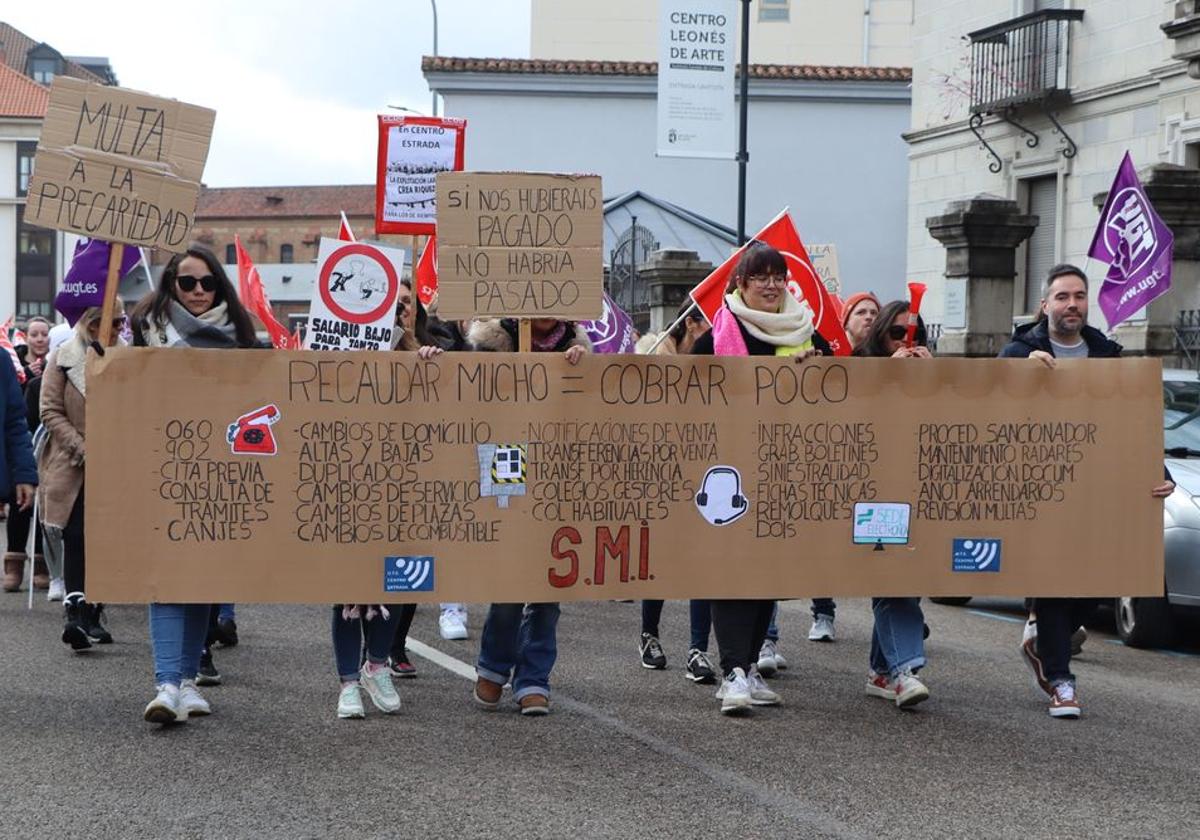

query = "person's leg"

[
  {"left": 871, "top": 598, "right": 926, "bottom": 676},
  {"left": 150, "top": 604, "right": 186, "bottom": 687},
  {"left": 711, "top": 600, "right": 757, "bottom": 676},
  {"left": 641, "top": 600, "right": 664, "bottom": 637},
  {"left": 1034, "top": 598, "right": 1076, "bottom": 685},
  {"left": 331, "top": 606, "right": 364, "bottom": 681},
  {"left": 512, "top": 602, "right": 560, "bottom": 700},
  {"left": 390, "top": 603, "right": 417, "bottom": 660},
  {"left": 869, "top": 608, "right": 888, "bottom": 675},
  {"left": 218, "top": 604, "right": 236, "bottom": 622},
  {"left": 765, "top": 601, "right": 780, "bottom": 642},
  {"left": 750, "top": 600, "right": 774, "bottom": 665},
  {"left": 689, "top": 599, "right": 711, "bottom": 651},
  {"left": 364, "top": 609, "right": 402, "bottom": 668},
  {"left": 62, "top": 492, "right": 85, "bottom": 600},
  {"left": 181, "top": 604, "right": 210, "bottom": 681},
  {"left": 477, "top": 603, "right": 523, "bottom": 685},
  {"left": 4, "top": 501, "right": 30, "bottom": 590},
  {"left": 811, "top": 598, "right": 836, "bottom": 619}
]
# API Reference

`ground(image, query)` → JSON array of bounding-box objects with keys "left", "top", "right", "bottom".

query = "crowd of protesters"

[{"left": 0, "top": 242, "right": 1171, "bottom": 725}]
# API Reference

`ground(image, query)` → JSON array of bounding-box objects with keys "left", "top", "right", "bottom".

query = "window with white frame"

[
  {"left": 1022, "top": 175, "right": 1059, "bottom": 313},
  {"left": 759, "top": 0, "right": 788, "bottom": 22}
]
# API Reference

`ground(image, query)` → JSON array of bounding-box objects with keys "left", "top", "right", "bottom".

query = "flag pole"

[
  {"left": 646, "top": 301, "right": 697, "bottom": 354},
  {"left": 736, "top": 0, "right": 751, "bottom": 245}
]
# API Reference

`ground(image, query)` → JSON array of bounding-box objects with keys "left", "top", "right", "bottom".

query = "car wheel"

[
  {"left": 929, "top": 597, "right": 972, "bottom": 606},
  {"left": 1114, "top": 595, "right": 1174, "bottom": 648}
]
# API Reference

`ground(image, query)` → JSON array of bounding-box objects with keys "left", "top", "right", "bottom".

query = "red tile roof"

[
  {"left": 0, "top": 60, "right": 47, "bottom": 118},
  {"left": 0, "top": 22, "right": 106, "bottom": 85},
  {"left": 196, "top": 185, "right": 376, "bottom": 219},
  {"left": 422, "top": 56, "right": 912, "bottom": 82}
]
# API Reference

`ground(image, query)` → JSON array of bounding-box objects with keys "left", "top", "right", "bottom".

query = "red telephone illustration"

[{"left": 227, "top": 405, "right": 281, "bottom": 456}]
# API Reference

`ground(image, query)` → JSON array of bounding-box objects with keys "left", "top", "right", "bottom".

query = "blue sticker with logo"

[
  {"left": 384, "top": 556, "right": 435, "bottom": 592},
  {"left": 952, "top": 539, "right": 1001, "bottom": 572}
]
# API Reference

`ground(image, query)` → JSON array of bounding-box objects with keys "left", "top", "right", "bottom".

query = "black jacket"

[{"left": 998, "top": 320, "right": 1122, "bottom": 359}]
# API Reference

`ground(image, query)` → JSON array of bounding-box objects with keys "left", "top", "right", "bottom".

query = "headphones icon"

[{"left": 695, "top": 466, "right": 749, "bottom": 526}]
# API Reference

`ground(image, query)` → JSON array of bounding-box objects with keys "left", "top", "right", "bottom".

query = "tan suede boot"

[
  {"left": 32, "top": 556, "right": 49, "bottom": 590},
  {"left": 3, "top": 553, "right": 25, "bottom": 592}
]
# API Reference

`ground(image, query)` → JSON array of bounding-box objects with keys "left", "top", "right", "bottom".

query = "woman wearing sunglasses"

[
  {"left": 131, "top": 245, "right": 257, "bottom": 725},
  {"left": 40, "top": 304, "right": 127, "bottom": 653},
  {"left": 690, "top": 242, "right": 818, "bottom": 715},
  {"left": 854, "top": 300, "right": 932, "bottom": 708}
]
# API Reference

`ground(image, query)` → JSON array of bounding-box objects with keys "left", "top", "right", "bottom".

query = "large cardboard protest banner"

[
  {"left": 25, "top": 77, "right": 215, "bottom": 252},
  {"left": 657, "top": 0, "right": 738, "bottom": 159},
  {"left": 86, "top": 351, "right": 1163, "bottom": 603},
  {"left": 434, "top": 172, "right": 603, "bottom": 320},
  {"left": 303, "top": 238, "right": 406, "bottom": 351},
  {"left": 375, "top": 115, "right": 466, "bottom": 235}
]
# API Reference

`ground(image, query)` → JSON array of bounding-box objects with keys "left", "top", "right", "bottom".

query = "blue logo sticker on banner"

[
  {"left": 952, "top": 539, "right": 1001, "bottom": 572},
  {"left": 384, "top": 556, "right": 435, "bottom": 592}
]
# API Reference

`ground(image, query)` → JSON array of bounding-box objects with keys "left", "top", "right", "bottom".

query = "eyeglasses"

[
  {"left": 177, "top": 274, "right": 217, "bottom": 293},
  {"left": 887, "top": 325, "right": 909, "bottom": 341},
  {"left": 746, "top": 273, "right": 787, "bottom": 287}
]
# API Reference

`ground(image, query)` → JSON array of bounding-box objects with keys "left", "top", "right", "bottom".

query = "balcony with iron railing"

[
  {"left": 968, "top": 8, "right": 1084, "bottom": 114},
  {"left": 965, "top": 8, "right": 1085, "bottom": 172}
]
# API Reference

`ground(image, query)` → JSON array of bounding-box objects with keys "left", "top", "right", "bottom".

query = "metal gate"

[{"left": 607, "top": 218, "right": 659, "bottom": 333}]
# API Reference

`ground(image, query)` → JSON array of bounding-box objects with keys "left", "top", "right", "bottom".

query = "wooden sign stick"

[
  {"left": 97, "top": 242, "right": 126, "bottom": 347},
  {"left": 518, "top": 319, "right": 532, "bottom": 353}
]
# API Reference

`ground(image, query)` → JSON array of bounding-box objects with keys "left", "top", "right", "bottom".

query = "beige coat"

[{"left": 38, "top": 340, "right": 87, "bottom": 528}]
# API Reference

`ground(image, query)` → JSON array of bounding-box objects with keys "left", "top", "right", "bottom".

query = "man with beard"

[{"left": 1000, "top": 264, "right": 1174, "bottom": 718}]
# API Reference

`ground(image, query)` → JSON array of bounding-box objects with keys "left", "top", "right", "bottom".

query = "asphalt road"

[{"left": 2, "top": 592, "right": 1198, "bottom": 839}]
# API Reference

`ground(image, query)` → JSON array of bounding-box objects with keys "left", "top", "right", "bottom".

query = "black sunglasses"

[
  {"left": 177, "top": 274, "right": 217, "bottom": 293},
  {"left": 887, "top": 325, "right": 909, "bottom": 341}
]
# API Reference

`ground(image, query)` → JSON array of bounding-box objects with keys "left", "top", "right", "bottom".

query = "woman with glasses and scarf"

[
  {"left": 690, "top": 242, "right": 818, "bottom": 715},
  {"left": 131, "top": 245, "right": 257, "bottom": 725},
  {"left": 854, "top": 299, "right": 932, "bottom": 709},
  {"left": 40, "top": 304, "right": 127, "bottom": 652}
]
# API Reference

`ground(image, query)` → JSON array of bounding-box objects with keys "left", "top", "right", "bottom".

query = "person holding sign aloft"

[
  {"left": 690, "top": 242, "right": 820, "bottom": 715},
  {"left": 854, "top": 299, "right": 934, "bottom": 709},
  {"left": 130, "top": 245, "right": 258, "bottom": 725},
  {"left": 468, "top": 317, "right": 591, "bottom": 716},
  {"left": 999, "top": 264, "right": 1175, "bottom": 719}
]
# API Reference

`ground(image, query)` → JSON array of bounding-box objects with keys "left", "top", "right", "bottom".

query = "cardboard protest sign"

[
  {"left": 25, "top": 77, "right": 215, "bottom": 253},
  {"left": 86, "top": 351, "right": 1164, "bottom": 604},
  {"left": 434, "top": 172, "right": 603, "bottom": 320},
  {"left": 807, "top": 244, "right": 841, "bottom": 296},
  {"left": 303, "top": 238, "right": 405, "bottom": 351},
  {"left": 375, "top": 115, "right": 466, "bottom": 235}
]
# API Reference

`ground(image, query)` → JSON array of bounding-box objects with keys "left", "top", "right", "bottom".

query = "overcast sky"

[{"left": 7, "top": 1, "right": 530, "bottom": 186}]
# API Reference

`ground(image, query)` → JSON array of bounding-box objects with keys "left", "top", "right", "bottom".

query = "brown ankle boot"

[
  {"left": 32, "top": 556, "right": 49, "bottom": 590},
  {"left": 3, "top": 553, "right": 25, "bottom": 592}
]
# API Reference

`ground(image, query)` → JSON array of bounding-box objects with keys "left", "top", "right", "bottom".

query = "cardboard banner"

[
  {"left": 656, "top": 0, "right": 737, "bottom": 159},
  {"left": 434, "top": 172, "right": 603, "bottom": 320},
  {"left": 85, "top": 351, "right": 1164, "bottom": 604},
  {"left": 25, "top": 77, "right": 215, "bottom": 253},
  {"left": 303, "top": 238, "right": 405, "bottom": 351},
  {"left": 375, "top": 115, "right": 466, "bottom": 236}
]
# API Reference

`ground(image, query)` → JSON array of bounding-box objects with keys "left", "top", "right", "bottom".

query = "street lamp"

[{"left": 430, "top": 0, "right": 439, "bottom": 116}]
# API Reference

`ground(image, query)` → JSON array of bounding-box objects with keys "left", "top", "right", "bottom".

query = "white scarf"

[{"left": 725, "top": 289, "right": 815, "bottom": 347}]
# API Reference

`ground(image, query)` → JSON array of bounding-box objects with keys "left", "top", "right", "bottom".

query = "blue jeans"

[
  {"left": 477, "top": 603, "right": 559, "bottom": 700},
  {"left": 149, "top": 603, "right": 210, "bottom": 687},
  {"left": 332, "top": 606, "right": 400, "bottom": 681},
  {"left": 218, "top": 604, "right": 236, "bottom": 622},
  {"left": 869, "top": 597, "right": 925, "bottom": 677}
]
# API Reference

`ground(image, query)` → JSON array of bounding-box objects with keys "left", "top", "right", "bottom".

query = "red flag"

[
  {"left": 415, "top": 235, "right": 438, "bottom": 306},
  {"left": 338, "top": 211, "right": 356, "bottom": 242},
  {"left": 235, "top": 236, "right": 297, "bottom": 349},
  {"left": 0, "top": 316, "right": 25, "bottom": 383},
  {"left": 689, "top": 210, "right": 852, "bottom": 356}
]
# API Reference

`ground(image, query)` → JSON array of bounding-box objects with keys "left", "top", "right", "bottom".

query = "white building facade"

[{"left": 904, "top": 0, "right": 1200, "bottom": 353}]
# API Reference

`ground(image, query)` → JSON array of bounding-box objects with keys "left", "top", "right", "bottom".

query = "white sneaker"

[
  {"left": 715, "top": 667, "right": 753, "bottom": 714},
  {"left": 46, "top": 577, "right": 65, "bottom": 602},
  {"left": 865, "top": 670, "right": 897, "bottom": 700},
  {"left": 360, "top": 664, "right": 401, "bottom": 714},
  {"left": 746, "top": 666, "right": 781, "bottom": 706},
  {"left": 178, "top": 679, "right": 211, "bottom": 717},
  {"left": 143, "top": 684, "right": 184, "bottom": 724},
  {"left": 439, "top": 608, "right": 468, "bottom": 640},
  {"left": 808, "top": 614, "right": 835, "bottom": 642},
  {"left": 756, "top": 640, "right": 779, "bottom": 677},
  {"left": 337, "top": 683, "right": 365, "bottom": 719},
  {"left": 892, "top": 670, "right": 930, "bottom": 708},
  {"left": 774, "top": 650, "right": 788, "bottom": 670}
]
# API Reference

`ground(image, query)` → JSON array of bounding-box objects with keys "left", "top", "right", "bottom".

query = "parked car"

[{"left": 932, "top": 368, "right": 1200, "bottom": 648}]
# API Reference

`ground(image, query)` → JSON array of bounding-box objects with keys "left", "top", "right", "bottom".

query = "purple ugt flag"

[
  {"left": 56, "top": 239, "right": 141, "bottom": 326},
  {"left": 580, "top": 292, "right": 637, "bottom": 353},
  {"left": 1089, "top": 152, "right": 1174, "bottom": 329}
]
